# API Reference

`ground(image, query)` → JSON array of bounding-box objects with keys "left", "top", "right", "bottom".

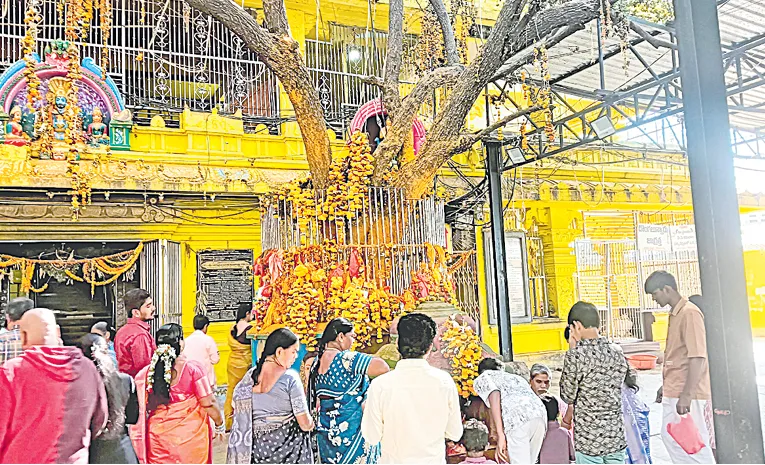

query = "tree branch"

[
  {"left": 371, "top": 65, "right": 463, "bottom": 182},
  {"left": 392, "top": 0, "right": 606, "bottom": 197},
  {"left": 629, "top": 22, "right": 677, "bottom": 50},
  {"left": 184, "top": 0, "right": 332, "bottom": 188},
  {"left": 383, "top": 0, "right": 405, "bottom": 112},
  {"left": 452, "top": 105, "right": 542, "bottom": 155},
  {"left": 429, "top": 0, "right": 460, "bottom": 66},
  {"left": 262, "top": 0, "right": 290, "bottom": 36},
  {"left": 490, "top": 25, "right": 582, "bottom": 82},
  {"left": 362, "top": 76, "right": 385, "bottom": 88}
]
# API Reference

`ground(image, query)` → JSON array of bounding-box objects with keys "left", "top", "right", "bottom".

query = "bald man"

[{"left": 0, "top": 308, "right": 108, "bottom": 464}]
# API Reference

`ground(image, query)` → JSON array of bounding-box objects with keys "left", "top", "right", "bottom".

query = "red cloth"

[
  {"left": 115, "top": 318, "right": 156, "bottom": 377},
  {"left": 0, "top": 346, "right": 108, "bottom": 464}
]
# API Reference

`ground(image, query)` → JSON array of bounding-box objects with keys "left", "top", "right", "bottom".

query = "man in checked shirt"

[
  {"left": 560, "top": 301, "right": 628, "bottom": 464},
  {"left": 0, "top": 297, "right": 35, "bottom": 364}
]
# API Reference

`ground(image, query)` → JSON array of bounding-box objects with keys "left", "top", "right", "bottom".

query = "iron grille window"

[
  {"left": 0, "top": 0, "right": 279, "bottom": 126},
  {"left": 305, "top": 23, "right": 418, "bottom": 134}
]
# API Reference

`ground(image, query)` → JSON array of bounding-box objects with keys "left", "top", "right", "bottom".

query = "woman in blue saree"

[{"left": 308, "top": 318, "right": 390, "bottom": 464}]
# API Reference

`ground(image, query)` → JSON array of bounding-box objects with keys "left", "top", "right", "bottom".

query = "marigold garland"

[
  {"left": 21, "top": 0, "right": 113, "bottom": 219},
  {"left": 441, "top": 318, "right": 482, "bottom": 398},
  {"left": 254, "top": 245, "right": 404, "bottom": 350},
  {"left": 0, "top": 243, "right": 143, "bottom": 295}
]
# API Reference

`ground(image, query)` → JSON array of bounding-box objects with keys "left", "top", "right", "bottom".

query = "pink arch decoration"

[
  {"left": 3, "top": 68, "right": 120, "bottom": 115},
  {"left": 350, "top": 98, "right": 426, "bottom": 155}
]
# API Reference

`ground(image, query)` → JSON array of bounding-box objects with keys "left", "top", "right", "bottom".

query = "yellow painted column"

[{"left": 539, "top": 207, "right": 583, "bottom": 320}]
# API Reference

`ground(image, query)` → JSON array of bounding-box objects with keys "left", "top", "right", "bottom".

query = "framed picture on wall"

[{"left": 483, "top": 230, "right": 533, "bottom": 325}]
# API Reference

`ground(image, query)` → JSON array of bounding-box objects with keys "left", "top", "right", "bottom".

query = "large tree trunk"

[
  {"left": 184, "top": 0, "right": 332, "bottom": 188},
  {"left": 185, "top": 0, "right": 609, "bottom": 195}
]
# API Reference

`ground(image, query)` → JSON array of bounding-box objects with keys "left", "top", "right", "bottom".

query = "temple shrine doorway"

[{"left": 0, "top": 241, "right": 141, "bottom": 346}]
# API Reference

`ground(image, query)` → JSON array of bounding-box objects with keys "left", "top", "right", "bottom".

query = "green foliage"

[{"left": 625, "top": 0, "right": 674, "bottom": 24}]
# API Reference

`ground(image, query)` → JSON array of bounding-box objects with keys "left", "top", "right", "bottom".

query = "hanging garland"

[
  {"left": 22, "top": 0, "right": 114, "bottom": 219},
  {"left": 254, "top": 245, "right": 404, "bottom": 350},
  {"left": 441, "top": 317, "right": 483, "bottom": 398},
  {"left": 22, "top": 0, "right": 43, "bottom": 129},
  {"left": 0, "top": 242, "right": 143, "bottom": 296}
]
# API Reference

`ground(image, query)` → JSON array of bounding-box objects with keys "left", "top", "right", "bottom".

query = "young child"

[
  {"left": 539, "top": 395, "right": 576, "bottom": 464},
  {"left": 458, "top": 419, "right": 496, "bottom": 464}
]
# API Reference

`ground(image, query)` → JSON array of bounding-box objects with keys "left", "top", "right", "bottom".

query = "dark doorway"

[{"left": 0, "top": 241, "right": 141, "bottom": 346}]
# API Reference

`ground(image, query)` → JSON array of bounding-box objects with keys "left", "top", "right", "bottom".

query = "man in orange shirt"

[{"left": 645, "top": 271, "right": 716, "bottom": 464}]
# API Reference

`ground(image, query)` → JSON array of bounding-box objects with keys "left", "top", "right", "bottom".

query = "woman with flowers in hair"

[{"left": 129, "top": 323, "right": 224, "bottom": 464}]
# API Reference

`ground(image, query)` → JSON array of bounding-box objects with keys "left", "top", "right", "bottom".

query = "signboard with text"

[
  {"left": 670, "top": 225, "right": 697, "bottom": 253},
  {"left": 197, "top": 249, "right": 254, "bottom": 322},
  {"left": 637, "top": 224, "right": 672, "bottom": 252}
]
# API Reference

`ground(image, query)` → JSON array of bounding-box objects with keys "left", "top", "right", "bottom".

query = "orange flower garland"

[
  {"left": 441, "top": 318, "right": 482, "bottom": 398},
  {"left": 0, "top": 243, "right": 143, "bottom": 296}
]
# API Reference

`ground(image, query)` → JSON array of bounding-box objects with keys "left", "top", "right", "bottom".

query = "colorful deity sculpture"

[
  {"left": 4, "top": 106, "right": 29, "bottom": 146},
  {"left": 37, "top": 77, "right": 82, "bottom": 160},
  {"left": 51, "top": 94, "right": 69, "bottom": 143},
  {"left": 87, "top": 107, "right": 109, "bottom": 146},
  {"left": 1, "top": 41, "right": 132, "bottom": 156}
]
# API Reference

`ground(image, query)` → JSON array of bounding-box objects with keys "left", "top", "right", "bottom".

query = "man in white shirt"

[
  {"left": 183, "top": 314, "right": 220, "bottom": 388},
  {"left": 361, "top": 313, "right": 463, "bottom": 464}
]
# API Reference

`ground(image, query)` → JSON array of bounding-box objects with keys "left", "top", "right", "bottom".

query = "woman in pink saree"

[{"left": 130, "top": 323, "right": 224, "bottom": 464}]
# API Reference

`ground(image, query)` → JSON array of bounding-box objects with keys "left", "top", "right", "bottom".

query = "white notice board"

[{"left": 483, "top": 230, "right": 532, "bottom": 325}]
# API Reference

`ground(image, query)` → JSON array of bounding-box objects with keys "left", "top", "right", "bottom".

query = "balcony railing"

[
  {"left": 1, "top": 4, "right": 432, "bottom": 136},
  {"left": 0, "top": 0, "right": 279, "bottom": 129}
]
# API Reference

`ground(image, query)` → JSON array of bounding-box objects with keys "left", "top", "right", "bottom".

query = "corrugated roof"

[{"left": 523, "top": 0, "right": 765, "bottom": 137}]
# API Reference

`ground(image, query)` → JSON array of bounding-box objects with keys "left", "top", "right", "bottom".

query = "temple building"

[{"left": 1, "top": 0, "right": 763, "bottom": 386}]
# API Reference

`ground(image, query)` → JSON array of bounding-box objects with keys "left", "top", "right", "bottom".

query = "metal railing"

[
  {"left": 305, "top": 23, "right": 419, "bottom": 135},
  {"left": 140, "top": 240, "right": 182, "bottom": 334},
  {"left": 527, "top": 236, "right": 551, "bottom": 318},
  {"left": 450, "top": 250, "right": 480, "bottom": 327},
  {"left": 261, "top": 187, "right": 446, "bottom": 296},
  {"left": 1, "top": 0, "right": 279, "bottom": 126},
  {"left": 574, "top": 239, "right": 644, "bottom": 341}
]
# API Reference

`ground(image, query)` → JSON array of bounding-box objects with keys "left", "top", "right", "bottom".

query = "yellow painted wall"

[
  {"left": 5, "top": 0, "right": 765, "bottom": 368},
  {"left": 0, "top": 207, "right": 262, "bottom": 386},
  {"left": 475, "top": 196, "right": 765, "bottom": 357},
  {"left": 171, "top": 212, "right": 262, "bottom": 386}
]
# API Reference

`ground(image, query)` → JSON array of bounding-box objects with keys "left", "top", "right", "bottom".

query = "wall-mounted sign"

[
  {"left": 483, "top": 230, "right": 532, "bottom": 325},
  {"left": 197, "top": 249, "right": 254, "bottom": 322},
  {"left": 669, "top": 224, "right": 697, "bottom": 253},
  {"left": 636, "top": 224, "right": 672, "bottom": 252}
]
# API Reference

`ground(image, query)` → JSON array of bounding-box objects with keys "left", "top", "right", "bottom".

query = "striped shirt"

[{"left": 0, "top": 327, "right": 23, "bottom": 365}]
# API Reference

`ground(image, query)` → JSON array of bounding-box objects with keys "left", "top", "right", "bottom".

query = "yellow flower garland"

[
  {"left": 441, "top": 318, "right": 483, "bottom": 398},
  {"left": 0, "top": 242, "right": 143, "bottom": 295}
]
